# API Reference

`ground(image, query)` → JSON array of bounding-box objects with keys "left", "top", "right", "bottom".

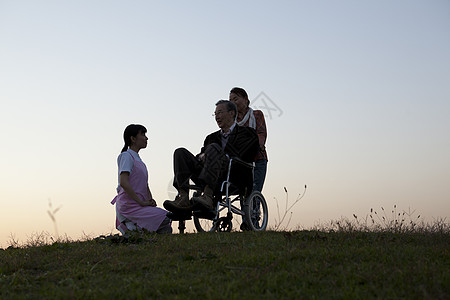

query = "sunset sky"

[{"left": 1, "top": 0, "right": 449, "bottom": 247}]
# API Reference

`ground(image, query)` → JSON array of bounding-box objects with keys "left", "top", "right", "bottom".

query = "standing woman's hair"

[
  {"left": 230, "top": 87, "right": 250, "bottom": 106},
  {"left": 121, "top": 124, "right": 147, "bottom": 153}
]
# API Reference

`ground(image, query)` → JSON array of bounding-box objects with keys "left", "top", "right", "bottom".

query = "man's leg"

[
  {"left": 193, "top": 143, "right": 229, "bottom": 210},
  {"left": 198, "top": 143, "right": 229, "bottom": 189},
  {"left": 173, "top": 147, "right": 203, "bottom": 190},
  {"left": 164, "top": 148, "right": 202, "bottom": 212}
]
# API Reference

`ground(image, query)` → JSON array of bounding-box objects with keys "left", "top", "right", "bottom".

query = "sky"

[{"left": 1, "top": 1, "right": 449, "bottom": 247}]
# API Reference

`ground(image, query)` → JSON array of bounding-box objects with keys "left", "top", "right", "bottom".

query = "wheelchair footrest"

[
  {"left": 166, "top": 211, "right": 192, "bottom": 221},
  {"left": 192, "top": 209, "right": 217, "bottom": 220}
]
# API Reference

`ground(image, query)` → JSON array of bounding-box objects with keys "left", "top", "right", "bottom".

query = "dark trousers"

[
  {"left": 173, "top": 143, "right": 229, "bottom": 191},
  {"left": 253, "top": 159, "right": 268, "bottom": 192}
]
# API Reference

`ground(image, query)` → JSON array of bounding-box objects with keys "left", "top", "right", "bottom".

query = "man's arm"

[
  {"left": 198, "top": 131, "right": 220, "bottom": 157},
  {"left": 227, "top": 126, "right": 259, "bottom": 163}
]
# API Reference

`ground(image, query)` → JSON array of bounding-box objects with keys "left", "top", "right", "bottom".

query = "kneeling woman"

[{"left": 111, "top": 124, "right": 172, "bottom": 234}]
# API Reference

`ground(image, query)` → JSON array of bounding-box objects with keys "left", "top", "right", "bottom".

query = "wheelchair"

[{"left": 168, "top": 156, "right": 268, "bottom": 233}]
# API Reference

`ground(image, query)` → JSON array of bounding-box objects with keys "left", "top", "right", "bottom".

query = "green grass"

[{"left": 1, "top": 228, "right": 449, "bottom": 299}]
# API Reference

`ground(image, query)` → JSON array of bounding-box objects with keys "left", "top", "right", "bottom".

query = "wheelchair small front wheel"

[
  {"left": 216, "top": 217, "right": 232, "bottom": 232},
  {"left": 243, "top": 191, "right": 268, "bottom": 231}
]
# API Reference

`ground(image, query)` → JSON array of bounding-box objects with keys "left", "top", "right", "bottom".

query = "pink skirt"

[{"left": 113, "top": 193, "right": 168, "bottom": 232}]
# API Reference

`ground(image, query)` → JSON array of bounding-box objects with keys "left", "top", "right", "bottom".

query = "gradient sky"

[{"left": 1, "top": 1, "right": 449, "bottom": 247}]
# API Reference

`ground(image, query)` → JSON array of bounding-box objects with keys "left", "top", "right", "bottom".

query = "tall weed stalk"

[
  {"left": 272, "top": 185, "right": 307, "bottom": 231},
  {"left": 47, "top": 199, "right": 61, "bottom": 239}
]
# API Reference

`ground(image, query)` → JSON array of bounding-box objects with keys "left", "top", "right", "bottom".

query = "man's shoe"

[
  {"left": 192, "top": 193, "right": 214, "bottom": 211},
  {"left": 163, "top": 194, "right": 192, "bottom": 213}
]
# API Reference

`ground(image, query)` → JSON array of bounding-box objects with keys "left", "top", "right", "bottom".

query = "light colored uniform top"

[{"left": 116, "top": 149, "right": 142, "bottom": 193}]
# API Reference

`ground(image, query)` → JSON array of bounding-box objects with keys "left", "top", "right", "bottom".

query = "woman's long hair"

[
  {"left": 230, "top": 87, "right": 250, "bottom": 106},
  {"left": 121, "top": 124, "right": 147, "bottom": 153}
]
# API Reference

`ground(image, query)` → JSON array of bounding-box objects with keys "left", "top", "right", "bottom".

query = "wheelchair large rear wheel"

[
  {"left": 193, "top": 216, "right": 217, "bottom": 232},
  {"left": 243, "top": 191, "right": 268, "bottom": 231}
]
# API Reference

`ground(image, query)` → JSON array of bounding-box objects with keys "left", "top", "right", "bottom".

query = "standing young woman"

[
  {"left": 229, "top": 87, "right": 268, "bottom": 192},
  {"left": 111, "top": 124, "right": 172, "bottom": 234}
]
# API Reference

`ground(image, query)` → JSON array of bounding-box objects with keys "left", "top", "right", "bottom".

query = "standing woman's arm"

[{"left": 254, "top": 110, "right": 267, "bottom": 151}]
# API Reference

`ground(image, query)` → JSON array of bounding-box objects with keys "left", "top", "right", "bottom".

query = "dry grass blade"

[{"left": 273, "top": 185, "right": 307, "bottom": 231}]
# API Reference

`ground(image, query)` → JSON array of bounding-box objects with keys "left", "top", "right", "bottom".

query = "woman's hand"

[
  {"left": 136, "top": 198, "right": 157, "bottom": 207},
  {"left": 149, "top": 198, "right": 157, "bottom": 207},
  {"left": 136, "top": 198, "right": 151, "bottom": 206},
  {"left": 120, "top": 173, "right": 158, "bottom": 207},
  {"left": 120, "top": 173, "right": 154, "bottom": 207},
  {"left": 147, "top": 185, "right": 156, "bottom": 207}
]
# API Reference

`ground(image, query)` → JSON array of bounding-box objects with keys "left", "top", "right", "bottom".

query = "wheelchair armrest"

[
  {"left": 229, "top": 157, "right": 254, "bottom": 169},
  {"left": 187, "top": 184, "right": 203, "bottom": 191}
]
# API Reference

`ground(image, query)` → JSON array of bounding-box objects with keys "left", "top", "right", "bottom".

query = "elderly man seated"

[{"left": 163, "top": 100, "right": 259, "bottom": 214}]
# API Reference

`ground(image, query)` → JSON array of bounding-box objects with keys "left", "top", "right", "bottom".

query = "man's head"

[{"left": 214, "top": 100, "right": 237, "bottom": 131}]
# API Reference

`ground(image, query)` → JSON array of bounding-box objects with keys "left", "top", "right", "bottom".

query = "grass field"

[{"left": 1, "top": 224, "right": 449, "bottom": 299}]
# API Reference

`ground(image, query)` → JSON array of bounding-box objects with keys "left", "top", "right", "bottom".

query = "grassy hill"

[{"left": 1, "top": 228, "right": 449, "bottom": 299}]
